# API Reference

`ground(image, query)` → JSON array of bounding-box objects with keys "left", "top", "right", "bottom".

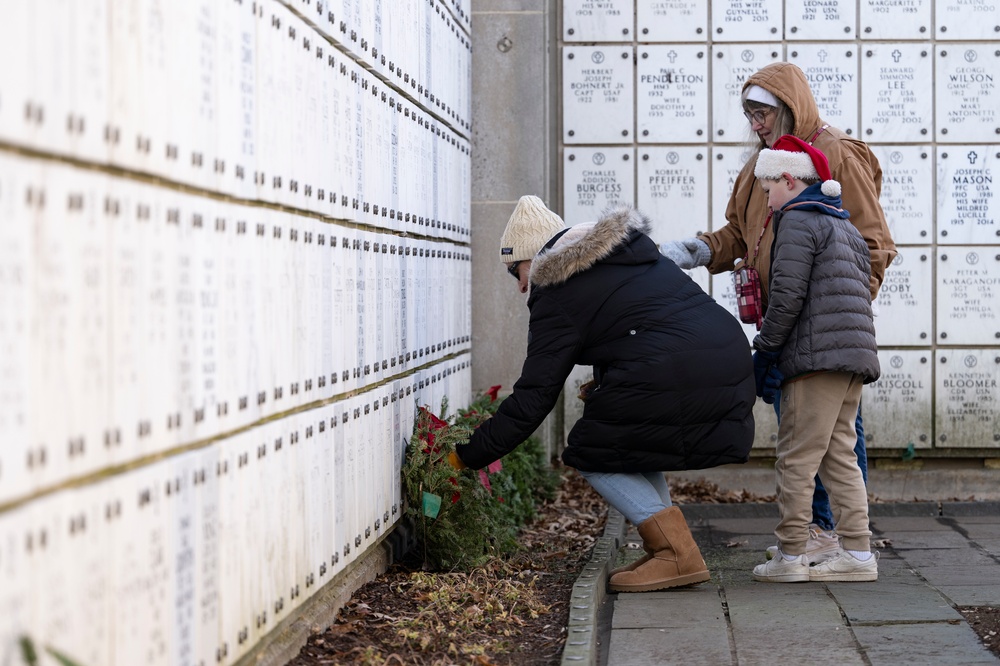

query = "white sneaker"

[
  {"left": 753, "top": 553, "right": 810, "bottom": 583},
  {"left": 809, "top": 550, "right": 879, "bottom": 582},
  {"left": 765, "top": 525, "right": 841, "bottom": 565}
]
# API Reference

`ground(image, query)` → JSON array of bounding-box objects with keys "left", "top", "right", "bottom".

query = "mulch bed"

[
  {"left": 287, "top": 465, "right": 607, "bottom": 666},
  {"left": 960, "top": 607, "right": 1000, "bottom": 659},
  {"left": 286, "top": 473, "right": 1000, "bottom": 664}
]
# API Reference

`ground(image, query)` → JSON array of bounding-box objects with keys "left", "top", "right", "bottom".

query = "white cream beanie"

[{"left": 499, "top": 196, "right": 567, "bottom": 263}]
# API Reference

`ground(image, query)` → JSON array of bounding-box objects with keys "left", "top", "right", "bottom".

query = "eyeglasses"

[
  {"left": 506, "top": 261, "right": 522, "bottom": 280},
  {"left": 743, "top": 107, "right": 775, "bottom": 125}
]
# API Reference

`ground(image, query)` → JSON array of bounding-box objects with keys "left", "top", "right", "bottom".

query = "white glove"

[{"left": 660, "top": 238, "right": 711, "bottom": 269}]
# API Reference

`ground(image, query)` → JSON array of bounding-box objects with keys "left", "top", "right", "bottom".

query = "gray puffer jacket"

[{"left": 753, "top": 192, "right": 880, "bottom": 383}]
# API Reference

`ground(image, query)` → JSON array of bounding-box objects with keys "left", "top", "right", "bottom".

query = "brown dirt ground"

[
  {"left": 286, "top": 465, "right": 607, "bottom": 666},
  {"left": 960, "top": 607, "right": 1000, "bottom": 659},
  {"left": 286, "top": 474, "right": 1000, "bottom": 665}
]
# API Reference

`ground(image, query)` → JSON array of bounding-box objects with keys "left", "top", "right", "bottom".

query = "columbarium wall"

[
  {"left": 0, "top": 1, "right": 472, "bottom": 664},
  {"left": 559, "top": 0, "right": 1000, "bottom": 463}
]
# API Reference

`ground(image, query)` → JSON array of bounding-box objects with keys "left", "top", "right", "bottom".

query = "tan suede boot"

[
  {"left": 608, "top": 506, "right": 710, "bottom": 592},
  {"left": 608, "top": 548, "right": 652, "bottom": 577}
]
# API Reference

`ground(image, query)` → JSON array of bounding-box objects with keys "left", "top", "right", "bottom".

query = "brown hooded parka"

[{"left": 698, "top": 62, "right": 897, "bottom": 310}]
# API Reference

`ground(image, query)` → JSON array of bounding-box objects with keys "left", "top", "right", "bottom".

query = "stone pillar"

[{"left": 470, "top": 0, "right": 564, "bottom": 458}]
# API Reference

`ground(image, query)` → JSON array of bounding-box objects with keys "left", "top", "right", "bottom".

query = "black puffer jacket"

[{"left": 459, "top": 206, "right": 755, "bottom": 473}]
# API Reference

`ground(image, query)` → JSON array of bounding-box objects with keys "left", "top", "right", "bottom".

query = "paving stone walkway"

[{"left": 563, "top": 502, "right": 1000, "bottom": 666}]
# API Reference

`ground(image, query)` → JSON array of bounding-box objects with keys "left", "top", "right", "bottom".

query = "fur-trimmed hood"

[{"left": 529, "top": 205, "right": 653, "bottom": 289}]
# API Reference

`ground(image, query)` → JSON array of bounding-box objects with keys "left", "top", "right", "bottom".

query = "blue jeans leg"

[
  {"left": 578, "top": 470, "right": 672, "bottom": 526},
  {"left": 773, "top": 392, "right": 867, "bottom": 532}
]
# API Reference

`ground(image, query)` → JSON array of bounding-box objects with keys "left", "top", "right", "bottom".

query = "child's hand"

[
  {"left": 752, "top": 350, "right": 781, "bottom": 399},
  {"left": 761, "top": 364, "right": 783, "bottom": 404}
]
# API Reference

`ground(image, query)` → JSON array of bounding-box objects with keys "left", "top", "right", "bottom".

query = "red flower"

[
  {"left": 420, "top": 436, "right": 438, "bottom": 454},
  {"left": 478, "top": 469, "right": 492, "bottom": 492},
  {"left": 486, "top": 385, "right": 502, "bottom": 402},
  {"left": 417, "top": 406, "right": 449, "bottom": 453},
  {"left": 451, "top": 492, "right": 461, "bottom": 504},
  {"left": 498, "top": 497, "right": 505, "bottom": 503},
  {"left": 419, "top": 406, "right": 449, "bottom": 428}
]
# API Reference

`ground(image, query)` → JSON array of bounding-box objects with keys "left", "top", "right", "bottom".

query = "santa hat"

[
  {"left": 754, "top": 134, "right": 842, "bottom": 197},
  {"left": 499, "top": 195, "right": 567, "bottom": 262}
]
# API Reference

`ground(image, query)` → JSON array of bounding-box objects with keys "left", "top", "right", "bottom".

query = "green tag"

[{"left": 422, "top": 492, "right": 442, "bottom": 518}]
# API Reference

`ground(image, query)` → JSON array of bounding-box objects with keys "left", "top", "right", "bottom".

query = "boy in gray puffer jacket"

[{"left": 749, "top": 135, "right": 880, "bottom": 584}]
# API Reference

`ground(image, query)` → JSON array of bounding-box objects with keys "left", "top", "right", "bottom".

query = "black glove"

[
  {"left": 752, "top": 350, "right": 781, "bottom": 399},
  {"left": 761, "top": 363, "right": 784, "bottom": 405}
]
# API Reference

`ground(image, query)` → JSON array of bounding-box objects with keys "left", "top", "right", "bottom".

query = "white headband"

[{"left": 745, "top": 85, "right": 779, "bottom": 108}]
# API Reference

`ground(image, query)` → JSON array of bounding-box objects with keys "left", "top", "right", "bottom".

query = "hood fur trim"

[{"left": 529, "top": 205, "right": 652, "bottom": 289}]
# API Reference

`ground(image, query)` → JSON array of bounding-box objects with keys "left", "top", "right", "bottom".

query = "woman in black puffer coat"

[{"left": 453, "top": 196, "right": 756, "bottom": 592}]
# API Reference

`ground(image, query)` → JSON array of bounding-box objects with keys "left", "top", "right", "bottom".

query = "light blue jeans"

[{"left": 578, "top": 470, "right": 673, "bottom": 526}]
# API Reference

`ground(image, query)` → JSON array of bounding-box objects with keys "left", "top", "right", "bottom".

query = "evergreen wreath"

[{"left": 401, "top": 386, "right": 560, "bottom": 571}]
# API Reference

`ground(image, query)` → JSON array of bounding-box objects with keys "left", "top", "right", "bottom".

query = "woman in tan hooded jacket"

[
  {"left": 660, "top": 61, "right": 897, "bottom": 563},
  {"left": 665, "top": 61, "right": 896, "bottom": 303}
]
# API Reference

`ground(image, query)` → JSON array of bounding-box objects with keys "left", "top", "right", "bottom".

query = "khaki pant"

[{"left": 775, "top": 371, "right": 871, "bottom": 554}]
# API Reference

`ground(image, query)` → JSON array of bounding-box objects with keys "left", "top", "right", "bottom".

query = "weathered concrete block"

[{"left": 471, "top": 11, "right": 550, "bottom": 201}]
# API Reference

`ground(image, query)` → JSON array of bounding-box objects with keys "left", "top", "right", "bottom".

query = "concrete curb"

[
  {"left": 680, "top": 500, "right": 1000, "bottom": 521},
  {"left": 942, "top": 500, "right": 1000, "bottom": 516},
  {"left": 560, "top": 507, "right": 626, "bottom": 666}
]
